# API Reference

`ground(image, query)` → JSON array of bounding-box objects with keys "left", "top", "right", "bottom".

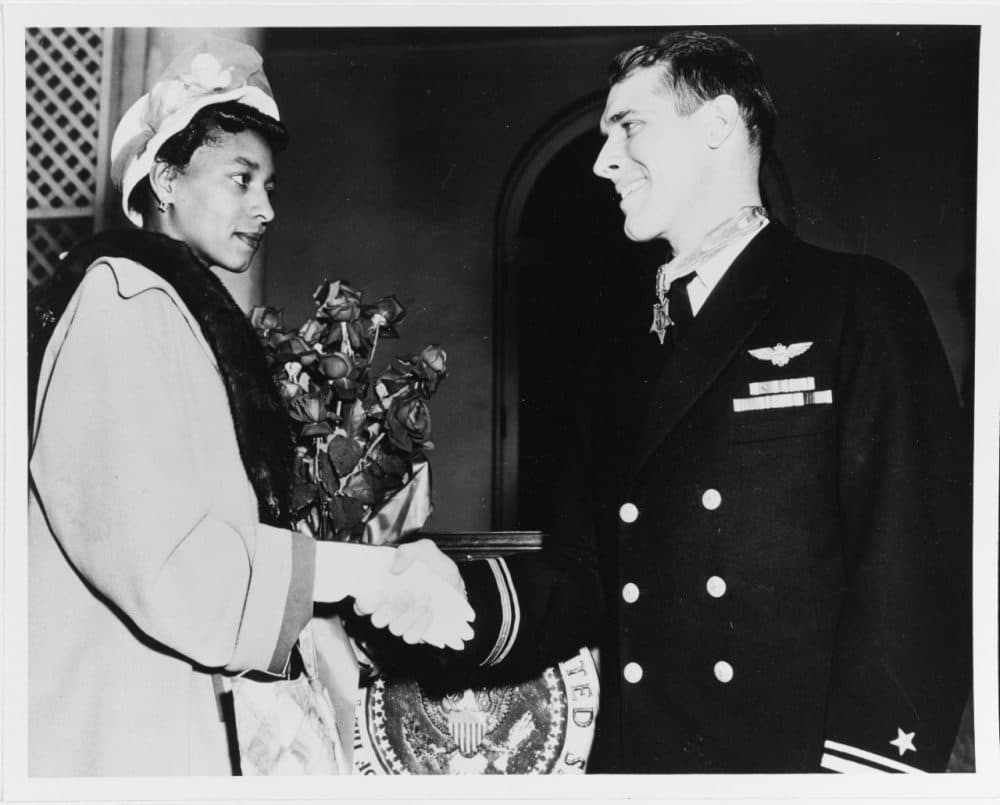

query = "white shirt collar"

[{"left": 688, "top": 220, "right": 769, "bottom": 316}]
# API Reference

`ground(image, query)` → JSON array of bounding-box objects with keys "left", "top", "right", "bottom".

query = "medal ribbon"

[{"left": 651, "top": 205, "right": 768, "bottom": 343}]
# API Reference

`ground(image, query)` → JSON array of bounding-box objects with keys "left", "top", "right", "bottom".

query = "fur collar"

[{"left": 33, "top": 229, "right": 293, "bottom": 527}]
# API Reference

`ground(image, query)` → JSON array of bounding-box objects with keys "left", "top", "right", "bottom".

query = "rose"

[
  {"left": 314, "top": 280, "right": 362, "bottom": 322},
  {"left": 248, "top": 277, "right": 448, "bottom": 545},
  {"left": 185, "top": 53, "right": 233, "bottom": 91},
  {"left": 365, "top": 296, "right": 406, "bottom": 329},
  {"left": 419, "top": 345, "right": 447, "bottom": 376},
  {"left": 250, "top": 305, "right": 283, "bottom": 334},
  {"left": 278, "top": 380, "right": 304, "bottom": 401},
  {"left": 298, "top": 318, "right": 328, "bottom": 344},
  {"left": 318, "top": 351, "right": 354, "bottom": 381},
  {"left": 289, "top": 391, "right": 334, "bottom": 437},
  {"left": 279, "top": 361, "right": 311, "bottom": 400},
  {"left": 272, "top": 333, "right": 319, "bottom": 367},
  {"left": 330, "top": 376, "right": 360, "bottom": 401},
  {"left": 398, "top": 345, "right": 449, "bottom": 397},
  {"left": 386, "top": 397, "right": 432, "bottom": 452},
  {"left": 376, "top": 349, "right": 445, "bottom": 398},
  {"left": 371, "top": 358, "right": 416, "bottom": 399}
]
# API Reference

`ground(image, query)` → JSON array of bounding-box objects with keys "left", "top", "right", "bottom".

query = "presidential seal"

[{"left": 352, "top": 648, "right": 599, "bottom": 774}]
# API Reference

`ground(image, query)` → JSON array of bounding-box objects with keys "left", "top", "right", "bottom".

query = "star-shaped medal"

[
  {"left": 889, "top": 727, "right": 916, "bottom": 756},
  {"left": 650, "top": 301, "right": 673, "bottom": 345}
]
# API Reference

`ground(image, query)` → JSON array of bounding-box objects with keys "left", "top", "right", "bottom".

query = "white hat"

[{"left": 110, "top": 37, "right": 280, "bottom": 227}]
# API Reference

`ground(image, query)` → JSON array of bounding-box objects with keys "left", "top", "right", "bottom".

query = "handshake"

[{"left": 313, "top": 538, "right": 474, "bottom": 650}]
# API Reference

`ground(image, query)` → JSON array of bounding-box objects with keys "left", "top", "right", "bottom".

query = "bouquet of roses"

[{"left": 249, "top": 280, "right": 447, "bottom": 543}]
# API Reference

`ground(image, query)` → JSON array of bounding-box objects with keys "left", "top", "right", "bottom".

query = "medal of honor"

[{"left": 650, "top": 302, "right": 672, "bottom": 345}]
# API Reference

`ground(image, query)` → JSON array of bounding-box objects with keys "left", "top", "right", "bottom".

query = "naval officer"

[{"left": 393, "top": 29, "right": 972, "bottom": 773}]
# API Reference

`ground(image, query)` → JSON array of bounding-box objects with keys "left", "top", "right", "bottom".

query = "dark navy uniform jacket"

[{"left": 451, "top": 221, "right": 971, "bottom": 773}]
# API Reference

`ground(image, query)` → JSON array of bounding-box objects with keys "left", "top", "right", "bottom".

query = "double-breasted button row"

[
  {"left": 620, "top": 489, "right": 721, "bottom": 522},
  {"left": 706, "top": 571, "right": 731, "bottom": 681},
  {"left": 620, "top": 492, "right": 729, "bottom": 686},
  {"left": 624, "top": 659, "right": 731, "bottom": 685},
  {"left": 619, "top": 502, "right": 640, "bottom": 684}
]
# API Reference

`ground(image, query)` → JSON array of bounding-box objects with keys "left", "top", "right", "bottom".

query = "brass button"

[
  {"left": 622, "top": 583, "right": 640, "bottom": 604},
  {"left": 706, "top": 576, "right": 727, "bottom": 598},
  {"left": 701, "top": 488, "right": 722, "bottom": 510},
  {"left": 618, "top": 502, "right": 639, "bottom": 523},
  {"left": 714, "top": 660, "right": 734, "bottom": 683},
  {"left": 623, "top": 662, "right": 643, "bottom": 684}
]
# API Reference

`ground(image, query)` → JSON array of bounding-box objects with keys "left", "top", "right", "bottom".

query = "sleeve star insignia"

[{"left": 889, "top": 727, "right": 917, "bottom": 756}]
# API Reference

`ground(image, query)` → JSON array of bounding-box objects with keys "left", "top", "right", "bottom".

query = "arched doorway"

[
  {"left": 492, "top": 95, "right": 667, "bottom": 529},
  {"left": 493, "top": 96, "right": 794, "bottom": 529}
]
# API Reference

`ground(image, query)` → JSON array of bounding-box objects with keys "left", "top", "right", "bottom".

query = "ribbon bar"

[
  {"left": 733, "top": 389, "right": 833, "bottom": 412},
  {"left": 748, "top": 376, "right": 816, "bottom": 396}
]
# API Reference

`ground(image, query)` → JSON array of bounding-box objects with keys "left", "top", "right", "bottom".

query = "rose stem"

[
  {"left": 314, "top": 435, "right": 326, "bottom": 541},
  {"left": 369, "top": 323, "right": 382, "bottom": 366},
  {"left": 340, "top": 322, "right": 353, "bottom": 358}
]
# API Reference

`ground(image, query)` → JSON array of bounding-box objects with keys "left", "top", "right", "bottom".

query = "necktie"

[{"left": 665, "top": 271, "right": 696, "bottom": 343}]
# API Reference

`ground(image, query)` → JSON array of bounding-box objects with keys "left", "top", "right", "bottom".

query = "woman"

[{"left": 28, "top": 37, "right": 472, "bottom": 777}]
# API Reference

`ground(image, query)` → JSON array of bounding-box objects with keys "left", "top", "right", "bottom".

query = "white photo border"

[{"left": 4, "top": 2, "right": 999, "bottom": 803}]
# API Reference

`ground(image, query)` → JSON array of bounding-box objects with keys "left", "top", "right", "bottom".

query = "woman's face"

[{"left": 162, "top": 128, "right": 276, "bottom": 272}]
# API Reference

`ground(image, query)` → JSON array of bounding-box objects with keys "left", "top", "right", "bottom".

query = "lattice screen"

[{"left": 26, "top": 27, "right": 108, "bottom": 287}]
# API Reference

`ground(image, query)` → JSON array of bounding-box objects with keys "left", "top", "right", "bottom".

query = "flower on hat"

[
  {"left": 183, "top": 53, "right": 234, "bottom": 92},
  {"left": 110, "top": 37, "right": 280, "bottom": 227}
]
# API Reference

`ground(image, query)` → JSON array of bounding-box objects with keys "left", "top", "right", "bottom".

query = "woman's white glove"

[
  {"left": 390, "top": 538, "right": 466, "bottom": 597},
  {"left": 385, "top": 537, "right": 468, "bottom": 646},
  {"left": 313, "top": 542, "right": 474, "bottom": 650}
]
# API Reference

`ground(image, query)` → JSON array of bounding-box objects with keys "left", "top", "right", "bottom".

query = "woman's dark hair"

[
  {"left": 128, "top": 100, "right": 289, "bottom": 220},
  {"left": 609, "top": 30, "right": 777, "bottom": 157}
]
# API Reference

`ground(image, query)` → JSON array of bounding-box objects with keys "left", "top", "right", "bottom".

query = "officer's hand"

[
  {"left": 313, "top": 542, "right": 474, "bottom": 649},
  {"left": 391, "top": 537, "right": 466, "bottom": 597},
  {"left": 358, "top": 559, "right": 475, "bottom": 649}
]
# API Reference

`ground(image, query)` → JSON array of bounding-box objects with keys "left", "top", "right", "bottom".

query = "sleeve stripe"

[
  {"left": 266, "top": 529, "right": 317, "bottom": 675},
  {"left": 491, "top": 558, "right": 520, "bottom": 665},
  {"left": 823, "top": 740, "right": 926, "bottom": 774},
  {"left": 480, "top": 558, "right": 514, "bottom": 667},
  {"left": 820, "top": 753, "right": 890, "bottom": 774},
  {"left": 481, "top": 558, "right": 508, "bottom": 666}
]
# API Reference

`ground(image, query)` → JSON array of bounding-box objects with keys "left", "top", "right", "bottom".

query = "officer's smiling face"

[{"left": 593, "top": 66, "right": 711, "bottom": 245}]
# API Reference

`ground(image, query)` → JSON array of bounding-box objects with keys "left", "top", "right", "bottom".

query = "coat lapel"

[{"left": 629, "top": 222, "right": 798, "bottom": 483}]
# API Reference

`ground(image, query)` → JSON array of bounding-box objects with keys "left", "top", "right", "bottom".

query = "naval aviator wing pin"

[{"left": 748, "top": 342, "right": 813, "bottom": 367}]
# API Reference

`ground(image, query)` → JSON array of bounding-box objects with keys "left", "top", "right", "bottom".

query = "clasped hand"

[{"left": 314, "top": 540, "right": 474, "bottom": 650}]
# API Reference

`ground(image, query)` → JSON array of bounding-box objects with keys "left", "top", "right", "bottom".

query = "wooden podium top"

[{"left": 413, "top": 531, "right": 544, "bottom": 562}]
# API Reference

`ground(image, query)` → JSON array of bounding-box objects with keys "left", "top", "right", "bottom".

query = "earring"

[{"left": 156, "top": 198, "right": 169, "bottom": 213}]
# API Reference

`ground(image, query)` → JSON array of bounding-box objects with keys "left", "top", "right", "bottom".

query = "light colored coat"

[{"left": 29, "top": 257, "right": 317, "bottom": 776}]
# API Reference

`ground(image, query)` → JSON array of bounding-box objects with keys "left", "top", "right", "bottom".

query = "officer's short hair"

[{"left": 609, "top": 30, "right": 777, "bottom": 157}]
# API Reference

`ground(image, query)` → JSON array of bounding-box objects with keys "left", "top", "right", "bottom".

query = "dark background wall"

[{"left": 262, "top": 26, "right": 978, "bottom": 533}]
